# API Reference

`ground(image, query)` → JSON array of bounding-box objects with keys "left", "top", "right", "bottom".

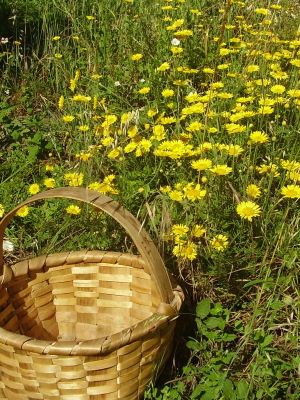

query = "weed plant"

[{"left": 0, "top": 0, "right": 300, "bottom": 399}]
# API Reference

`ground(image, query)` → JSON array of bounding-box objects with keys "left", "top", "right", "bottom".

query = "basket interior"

[{"left": 0, "top": 251, "right": 161, "bottom": 341}]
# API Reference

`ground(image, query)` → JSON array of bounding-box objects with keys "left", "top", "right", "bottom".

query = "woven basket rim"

[
  {"left": 0, "top": 248, "right": 183, "bottom": 356},
  {"left": 0, "top": 296, "right": 181, "bottom": 356}
]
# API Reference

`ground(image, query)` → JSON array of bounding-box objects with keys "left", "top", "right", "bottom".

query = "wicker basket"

[{"left": 0, "top": 187, "right": 183, "bottom": 400}]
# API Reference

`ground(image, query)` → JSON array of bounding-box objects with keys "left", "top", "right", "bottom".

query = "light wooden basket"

[{"left": 0, "top": 187, "right": 183, "bottom": 400}]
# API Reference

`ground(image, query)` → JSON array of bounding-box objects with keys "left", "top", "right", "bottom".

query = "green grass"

[{"left": 1, "top": 0, "right": 300, "bottom": 398}]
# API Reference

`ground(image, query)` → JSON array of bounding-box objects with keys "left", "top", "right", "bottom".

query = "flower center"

[{"left": 244, "top": 207, "right": 255, "bottom": 216}]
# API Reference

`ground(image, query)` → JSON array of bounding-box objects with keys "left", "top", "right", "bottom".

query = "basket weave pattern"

[{"left": 0, "top": 188, "right": 183, "bottom": 400}]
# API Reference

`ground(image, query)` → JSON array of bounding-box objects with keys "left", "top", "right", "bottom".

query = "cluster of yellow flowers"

[{"left": 8, "top": 0, "right": 298, "bottom": 263}]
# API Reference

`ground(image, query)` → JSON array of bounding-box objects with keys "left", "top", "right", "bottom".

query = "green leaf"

[
  {"left": 261, "top": 334, "right": 274, "bottom": 348},
  {"left": 236, "top": 379, "right": 248, "bottom": 399},
  {"left": 243, "top": 278, "right": 273, "bottom": 288},
  {"left": 201, "top": 387, "right": 220, "bottom": 400},
  {"left": 186, "top": 339, "right": 201, "bottom": 351},
  {"left": 203, "top": 330, "right": 218, "bottom": 340},
  {"left": 222, "top": 333, "right": 237, "bottom": 342},
  {"left": 196, "top": 299, "right": 211, "bottom": 319},
  {"left": 223, "top": 379, "right": 236, "bottom": 400},
  {"left": 205, "top": 317, "right": 225, "bottom": 330},
  {"left": 270, "top": 300, "right": 284, "bottom": 310}
]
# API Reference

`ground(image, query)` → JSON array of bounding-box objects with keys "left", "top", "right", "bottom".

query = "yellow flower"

[
  {"left": 16, "top": 206, "right": 29, "bottom": 217},
  {"left": 102, "top": 136, "right": 114, "bottom": 146},
  {"left": 64, "top": 173, "right": 84, "bottom": 187},
  {"left": 181, "top": 241, "right": 197, "bottom": 260},
  {"left": 246, "top": 184, "right": 261, "bottom": 199},
  {"left": 78, "top": 125, "right": 89, "bottom": 131},
  {"left": 258, "top": 105, "right": 274, "bottom": 115},
  {"left": 254, "top": 8, "right": 269, "bottom": 15},
  {"left": 174, "top": 29, "right": 193, "bottom": 37},
  {"left": 44, "top": 178, "right": 55, "bottom": 188},
  {"left": 210, "top": 234, "right": 229, "bottom": 252},
  {"left": 101, "top": 114, "right": 117, "bottom": 128},
  {"left": 58, "top": 95, "right": 64, "bottom": 109},
  {"left": 217, "top": 92, "right": 234, "bottom": 99},
  {"left": 271, "top": 85, "right": 285, "bottom": 94},
  {"left": 258, "top": 98, "right": 275, "bottom": 106},
  {"left": 186, "top": 121, "right": 204, "bottom": 132},
  {"left": 219, "top": 48, "right": 231, "bottom": 56},
  {"left": 160, "top": 185, "right": 171, "bottom": 194},
  {"left": 256, "top": 163, "right": 279, "bottom": 177},
  {"left": 255, "top": 78, "right": 271, "bottom": 86},
  {"left": 191, "top": 158, "right": 212, "bottom": 171},
  {"left": 169, "top": 190, "right": 183, "bottom": 201},
  {"left": 71, "top": 95, "right": 91, "bottom": 102},
  {"left": 183, "top": 183, "right": 206, "bottom": 201},
  {"left": 162, "top": 89, "right": 175, "bottom": 98},
  {"left": 86, "top": 16, "right": 95, "bottom": 20},
  {"left": 225, "top": 144, "right": 244, "bottom": 156},
  {"left": 171, "top": 46, "right": 183, "bottom": 54},
  {"left": 148, "top": 108, "right": 157, "bottom": 117},
  {"left": 280, "top": 185, "right": 300, "bottom": 198},
  {"left": 45, "top": 165, "right": 54, "bottom": 171},
  {"left": 210, "top": 165, "right": 232, "bottom": 175},
  {"left": 138, "top": 87, "right": 150, "bottom": 94},
  {"left": 287, "top": 89, "right": 300, "bottom": 98},
  {"left": 225, "top": 123, "right": 246, "bottom": 134},
  {"left": 289, "top": 171, "right": 300, "bottom": 181},
  {"left": 249, "top": 131, "right": 269, "bottom": 144},
  {"left": 131, "top": 53, "right": 143, "bottom": 60},
  {"left": 107, "top": 148, "right": 121, "bottom": 159},
  {"left": 66, "top": 205, "right": 81, "bottom": 215},
  {"left": 29, "top": 184, "right": 40, "bottom": 195},
  {"left": 157, "top": 62, "right": 171, "bottom": 71},
  {"left": 203, "top": 67, "right": 214, "bottom": 74},
  {"left": 236, "top": 201, "right": 261, "bottom": 221},
  {"left": 54, "top": 54, "right": 62, "bottom": 58},
  {"left": 53, "top": 36, "right": 60, "bottom": 40},
  {"left": 76, "top": 152, "right": 93, "bottom": 161},
  {"left": 191, "top": 225, "right": 206, "bottom": 238},
  {"left": 280, "top": 160, "right": 300, "bottom": 171},
  {"left": 247, "top": 65, "right": 260, "bottom": 73},
  {"left": 69, "top": 79, "right": 76, "bottom": 92},
  {"left": 172, "top": 224, "right": 189, "bottom": 236},
  {"left": 0, "top": 204, "right": 4, "bottom": 218},
  {"left": 152, "top": 125, "right": 166, "bottom": 141},
  {"left": 62, "top": 115, "right": 75, "bottom": 122},
  {"left": 92, "top": 74, "right": 102, "bottom": 79}
]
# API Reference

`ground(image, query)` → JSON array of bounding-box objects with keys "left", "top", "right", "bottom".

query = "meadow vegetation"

[{"left": 0, "top": 0, "right": 300, "bottom": 398}]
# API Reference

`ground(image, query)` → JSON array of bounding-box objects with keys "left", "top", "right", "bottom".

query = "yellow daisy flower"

[{"left": 236, "top": 201, "right": 261, "bottom": 221}]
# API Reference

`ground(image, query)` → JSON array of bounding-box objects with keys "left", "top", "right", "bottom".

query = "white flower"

[
  {"left": 114, "top": 81, "right": 121, "bottom": 86},
  {"left": 140, "top": 78, "right": 145, "bottom": 83},
  {"left": 0, "top": 37, "right": 9, "bottom": 44},
  {"left": 3, "top": 240, "right": 14, "bottom": 252},
  {"left": 171, "top": 38, "right": 180, "bottom": 46}
]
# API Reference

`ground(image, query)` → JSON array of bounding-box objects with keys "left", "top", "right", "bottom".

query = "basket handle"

[{"left": 0, "top": 187, "right": 174, "bottom": 303}]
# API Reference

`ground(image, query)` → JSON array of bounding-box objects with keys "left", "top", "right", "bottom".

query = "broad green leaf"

[
  {"left": 236, "top": 379, "right": 248, "bottom": 399},
  {"left": 186, "top": 340, "right": 201, "bottom": 351},
  {"left": 205, "top": 317, "right": 225, "bottom": 330},
  {"left": 196, "top": 298, "right": 211, "bottom": 319},
  {"left": 222, "top": 333, "right": 237, "bottom": 342},
  {"left": 201, "top": 387, "right": 220, "bottom": 400},
  {"left": 223, "top": 379, "right": 236, "bottom": 400},
  {"left": 261, "top": 334, "right": 274, "bottom": 348},
  {"left": 269, "top": 300, "right": 283, "bottom": 310}
]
